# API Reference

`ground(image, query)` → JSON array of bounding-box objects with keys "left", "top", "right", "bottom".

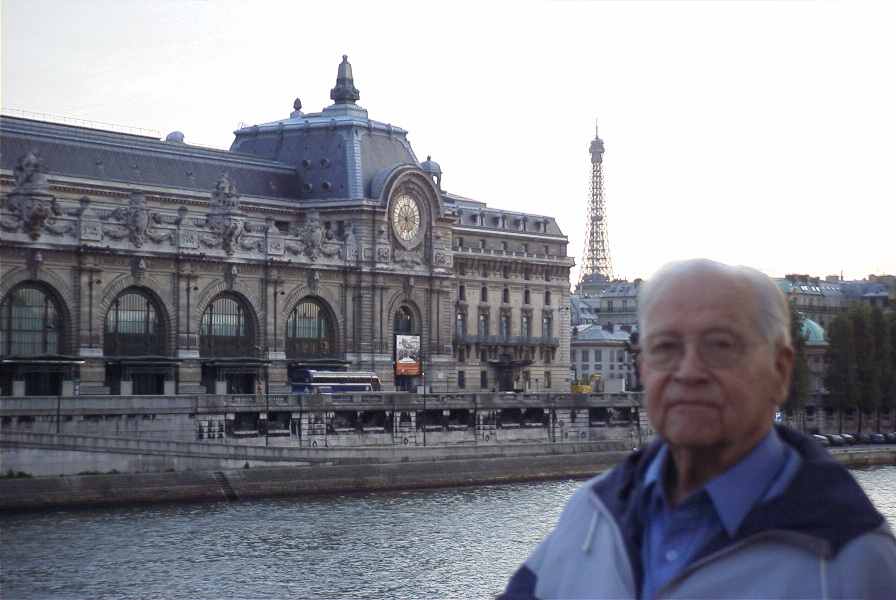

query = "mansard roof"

[
  {"left": 0, "top": 56, "right": 568, "bottom": 240},
  {"left": 0, "top": 115, "right": 301, "bottom": 199}
]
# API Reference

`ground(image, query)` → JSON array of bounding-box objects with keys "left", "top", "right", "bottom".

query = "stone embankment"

[
  {"left": 0, "top": 432, "right": 631, "bottom": 512},
  {"left": 829, "top": 446, "right": 896, "bottom": 468},
  {"left": 1, "top": 433, "right": 892, "bottom": 513}
]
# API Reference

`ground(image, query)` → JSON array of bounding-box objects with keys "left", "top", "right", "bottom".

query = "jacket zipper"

[{"left": 588, "top": 493, "right": 637, "bottom": 595}]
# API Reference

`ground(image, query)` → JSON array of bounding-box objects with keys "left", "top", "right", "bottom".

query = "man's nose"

[{"left": 673, "top": 343, "right": 709, "bottom": 382}]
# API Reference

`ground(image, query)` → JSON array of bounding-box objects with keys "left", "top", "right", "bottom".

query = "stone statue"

[{"left": 13, "top": 151, "right": 49, "bottom": 191}]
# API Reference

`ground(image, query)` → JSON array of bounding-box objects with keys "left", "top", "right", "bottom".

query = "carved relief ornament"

[
  {"left": 101, "top": 191, "right": 172, "bottom": 247},
  {"left": 1, "top": 151, "right": 65, "bottom": 240}
]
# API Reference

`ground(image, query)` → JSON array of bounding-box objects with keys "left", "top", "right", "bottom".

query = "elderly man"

[{"left": 501, "top": 259, "right": 896, "bottom": 599}]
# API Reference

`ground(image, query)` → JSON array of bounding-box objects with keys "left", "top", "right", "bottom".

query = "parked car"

[
  {"left": 869, "top": 433, "right": 887, "bottom": 444},
  {"left": 840, "top": 433, "right": 857, "bottom": 445},
  {"left": 824, "top": 434, "right": 845, "bottom": 446},
  {"left": 884, "top": 432, "right": 896, "bottom": 443},
  {"left": 856, "top": 432, "right": 873, "bottom": 444},
  {"left": 812, "top": 434, "right": 831, "bottom": 447}
]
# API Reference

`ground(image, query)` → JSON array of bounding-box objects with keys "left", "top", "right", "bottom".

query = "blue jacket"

[{"left": 500, "top": 426, "right": 896, "bottom": 599}]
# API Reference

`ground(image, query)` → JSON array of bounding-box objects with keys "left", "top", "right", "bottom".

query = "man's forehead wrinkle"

[{"left": 644, "top": 274, "right": 759, "bottom": 335}]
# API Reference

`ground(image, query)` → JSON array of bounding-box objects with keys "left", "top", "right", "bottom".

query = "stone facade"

[
  {"left": 570, "top": 323, "right": 637, "bottom": 392},
  {"left": 0, "top": 57, "right": 574, "bottom": 397}
]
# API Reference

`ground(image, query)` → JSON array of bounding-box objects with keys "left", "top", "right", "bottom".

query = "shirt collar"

[{"left": 642, "top": 428, "right": 787, "bottom": 536}]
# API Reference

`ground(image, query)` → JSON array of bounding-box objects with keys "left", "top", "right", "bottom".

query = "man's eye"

[
  {"left": 705, "top": 337, "right": 737, "bottom": 352},
  {"left": 650, "top": 341, "right": 679, "bottom": 354}
]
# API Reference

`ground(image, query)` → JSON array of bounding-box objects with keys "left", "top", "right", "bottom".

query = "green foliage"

[
  {"left": 850, "top": 304, "right": 880, "bottom": 418},
  {"left": 824, "top": 313, "right": 858, "bottom": 412},
  {"left": 824, "top": 305, "right": 895, "bottom": 429},
  {"left": 785, "top": 302, "right": 810, "bottom": 413},
  {"left": 871, "top": 307, "right": 893, "bottom": 411}
]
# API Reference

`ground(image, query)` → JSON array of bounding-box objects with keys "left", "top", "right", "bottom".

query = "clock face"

[{"left": 392, "top": 194, "right": 421, "bottom": 242}]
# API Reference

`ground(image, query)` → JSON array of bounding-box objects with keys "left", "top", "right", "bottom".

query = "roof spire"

[{"left": 330, "top": 54, "right": 360, "bottom": 104}]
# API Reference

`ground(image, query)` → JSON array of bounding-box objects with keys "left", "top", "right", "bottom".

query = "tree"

[
  {"left": 850, "top": 304, "right": 880, "bottom": 433},
  {"left": 824, "top": 314, "right": 857, "bottom": 433},
  {"left": 870, "top": 307, "right": 892, "bottom": 431},
  {"left": 785, "top": 302, "right": 810, "bottom": 431}
]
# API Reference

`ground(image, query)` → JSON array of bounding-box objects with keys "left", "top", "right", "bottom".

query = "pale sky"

[{"left": 2, "top": 0, "right": 895, "bottom": 284}]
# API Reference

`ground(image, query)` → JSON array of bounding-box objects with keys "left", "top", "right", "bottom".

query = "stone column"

[
  {"left": 264, "top": 267, "right": 288, "bottom": 393},
  {"left": 76, "top": 256, "right": 109, "bottom": 394},
  {"left": 176, "top": 264, "right": 204, "bottom": 393}
]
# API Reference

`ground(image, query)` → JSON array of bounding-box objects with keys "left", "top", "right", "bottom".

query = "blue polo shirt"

[{"left": 639, "top": 428, "right": 801, "bottom": 600}]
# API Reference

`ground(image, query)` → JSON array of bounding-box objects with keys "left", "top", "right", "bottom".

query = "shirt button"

[{"left": 665, "top": 550, "right": 678, "bottom": 562}]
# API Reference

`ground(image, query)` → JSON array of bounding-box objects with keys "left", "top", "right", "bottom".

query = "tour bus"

[{"left": 290, "top": 370, "right": 382, "bottom": 394}]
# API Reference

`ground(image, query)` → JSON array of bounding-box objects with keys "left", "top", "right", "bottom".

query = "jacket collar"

[
  {"left": 591, "top": 425, "right": 886, "bottom": 583},
  {"left": 732, "top": 425, "right": 885, "bottom": 557}
]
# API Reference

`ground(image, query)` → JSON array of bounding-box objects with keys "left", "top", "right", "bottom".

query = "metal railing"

[{"left": 453, "top": 333, "right": 560, "bottom": 347}]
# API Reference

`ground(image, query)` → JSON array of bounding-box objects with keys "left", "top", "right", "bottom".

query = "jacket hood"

[{"left": 735, "top": 425, "right": 885, "bottom": 556}]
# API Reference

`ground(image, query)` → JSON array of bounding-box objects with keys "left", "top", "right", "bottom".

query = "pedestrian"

[{"left": 500, "top": 258, "right": 896, "bottom": 599}]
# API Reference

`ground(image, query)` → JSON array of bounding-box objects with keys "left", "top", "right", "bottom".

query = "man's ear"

[{"left": 772, "top": 343, "right": 794, "bottom": 407}]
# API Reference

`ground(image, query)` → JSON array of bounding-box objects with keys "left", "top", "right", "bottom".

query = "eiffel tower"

[{"left": 578, "top": 122, "right": 613, "bottom": 288}]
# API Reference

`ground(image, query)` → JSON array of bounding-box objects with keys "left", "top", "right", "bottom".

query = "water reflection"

[{"left": 2, "top": 467, "right": 894, "bottom": 599}]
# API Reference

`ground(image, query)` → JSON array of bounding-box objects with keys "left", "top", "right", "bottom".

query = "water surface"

[{"left": 3, "top": 466, "right": 894, "bottom": 599}]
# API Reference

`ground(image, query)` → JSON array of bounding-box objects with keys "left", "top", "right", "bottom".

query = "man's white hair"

[{"left": 637, "top": 259, "right": 791, "bottom": 347}]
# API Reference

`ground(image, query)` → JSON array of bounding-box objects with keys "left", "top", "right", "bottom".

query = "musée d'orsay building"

[{"left": 0, "top": 57, "right": 574, "bottom": 397}]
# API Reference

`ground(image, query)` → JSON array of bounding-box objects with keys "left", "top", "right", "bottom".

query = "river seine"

[{"left": 2, "top": 466, "right": 895, "bottom": 599}]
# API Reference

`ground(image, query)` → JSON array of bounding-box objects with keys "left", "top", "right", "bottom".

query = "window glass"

[
  {"left": 201, "top": 294, "right": 254, "bottom": 357},
  {"left": 104, "top": 289, "right": 162, "bottom": 356},
  {"left": 285, "top": 298, "right": 335, "bottom": 357},
  {"left": 0, "top": 284, "right": 63, "bottom": 356}
]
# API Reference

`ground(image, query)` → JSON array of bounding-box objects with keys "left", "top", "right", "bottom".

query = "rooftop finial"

[
  {"left": 290, "top": 97, "right": 303, "bottom": 118},
  {"left": 330, "top": 55, "right": 360, "bottom": 104}
]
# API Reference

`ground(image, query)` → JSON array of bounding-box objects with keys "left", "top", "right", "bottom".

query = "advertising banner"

[{"left": 395, "top": 334, "right": 422, "bottom": 376}]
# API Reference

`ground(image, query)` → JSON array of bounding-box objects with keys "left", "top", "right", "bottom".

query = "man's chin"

[{"left": 661, "top": 423, "right": 723, "bottom": 449}]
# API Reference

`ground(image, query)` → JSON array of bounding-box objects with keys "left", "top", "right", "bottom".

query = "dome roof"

[
  {"left": 801, "top": 317, "right": 826, "bottom": 344},
  {"left": 420, "top": 155, "right": 441, "bottom": 176}
]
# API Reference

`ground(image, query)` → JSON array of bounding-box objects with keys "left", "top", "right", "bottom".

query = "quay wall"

[
  {"left": 1, "top": 435, "right": 893, "bottom": 513},
  {"left": 0, "top": 446, "right": 631, "bottom": 512},
  {"left": 0, "top": 431, "right": 629, "bottom": 476}
]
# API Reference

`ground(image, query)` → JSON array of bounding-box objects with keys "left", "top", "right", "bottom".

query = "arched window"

[
  {"left": 104, "top": 289, "right": 163, "bottom": 356},
  {"left": 286, "top": 298, "right": 335, "bottom": 357},
  {"left": 0, "top": 284, "right": 63, "bottom": 356},
  {"left": 200, "top": 294, "right": 254, "bottom": 357},
  {"left": 394, "top": 306, "right": 414, "bottom": 334}
]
